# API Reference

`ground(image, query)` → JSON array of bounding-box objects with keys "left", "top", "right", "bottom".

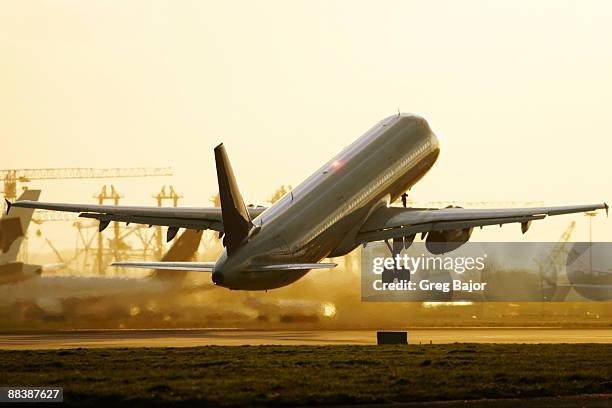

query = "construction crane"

[
  {"left": 583, "top": 211, "right": 599, "bottom": 276},
  {"left": 152, "top": 186, "right": 183, "bottom": 259},
  {"left": 1, "top": 167, "right": 172, "bottom": 270},
  {"left": 57, "top": 185, "right": 177, "bottom": 275},
  {"left": 537, "top": 221, "right": 576, "bottom": 301},
  {"left": 32, "top": 210, "right": 77, "bottom": 223},
  {"left": 1, "top": 167, "right": 173, "bottom": 205}
]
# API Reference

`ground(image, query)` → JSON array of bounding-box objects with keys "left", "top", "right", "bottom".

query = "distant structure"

[
  {"left": 1, "top": 167, "right": 172, "bottom": 211},
  {"left": 268, "top": 185, "right": 292, "bottom": 204},
  {"left": 73, "top": 185, "right": 184, "bottom": 275},
  {"left": 0, "top": 167, "right": 173, "bottom": 275},
  {"left": 152, "top": 186, "right": 183, "bottom": 259},
  {"left": 537, "top": 221, "right": 576, "bottom": 301}
]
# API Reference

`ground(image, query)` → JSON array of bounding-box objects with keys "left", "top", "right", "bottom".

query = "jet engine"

[{"left": 425, "top": 228, "right": 473, "bottom": 254}]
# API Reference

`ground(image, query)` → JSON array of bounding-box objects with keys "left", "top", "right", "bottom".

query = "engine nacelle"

[{"left": 425, "top": 228, "right": 473, "bottom": 254}]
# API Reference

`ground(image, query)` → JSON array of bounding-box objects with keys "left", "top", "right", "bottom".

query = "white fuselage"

[{"left": 213, "top": 114, "right": 440, "bottom": 290}]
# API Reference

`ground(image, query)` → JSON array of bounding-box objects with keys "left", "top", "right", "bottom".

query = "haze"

[{"left": 2, "top": 1, "right": 610, "bottom": 248}]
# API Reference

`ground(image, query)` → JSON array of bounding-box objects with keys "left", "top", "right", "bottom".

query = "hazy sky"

[{"left": 2, "top": 1, "right": 610, "bottom": 247}]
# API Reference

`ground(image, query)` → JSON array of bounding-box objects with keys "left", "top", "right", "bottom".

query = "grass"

[{"left": 0, "top": 344, "right": 610, "bottom": 406}]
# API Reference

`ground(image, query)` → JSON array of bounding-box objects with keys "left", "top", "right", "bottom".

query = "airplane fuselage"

[{"left": 213, "top": 114, "right": 440, "bottom": 290}]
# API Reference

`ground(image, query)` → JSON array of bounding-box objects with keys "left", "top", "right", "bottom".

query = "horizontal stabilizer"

[
  {"left": 111, "top": 262, "right": 215, "bottom": 272},
  {"left": 110, "top": 261, "right": 337, "bottom": 273},
  {"left": 41, "top": 263, "right": 66, "bottom": 272},
  {"left": 245, "top": 263, "right": 337, "bottom": 272}
]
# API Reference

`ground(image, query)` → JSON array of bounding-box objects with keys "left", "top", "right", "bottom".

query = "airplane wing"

[
  {"left": 244, "top": 263, "right": 337, "bottom": 272},
  {"left": 356, "top": 203, "right": 608, "bottom": 243},
  {"left": 7, "top": 199, "right": 267, "bottom": 235}
]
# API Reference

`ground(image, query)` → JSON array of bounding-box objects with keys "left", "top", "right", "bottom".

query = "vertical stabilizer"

[
  {"left": 1, "top": 189, "right": 41, "bottom": 265},
  {"left": 214, "top": 144, "right": 252, "bottom": 255}
]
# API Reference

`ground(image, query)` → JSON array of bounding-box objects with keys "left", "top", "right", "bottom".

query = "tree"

[
  {"left": 210, "top": 193, "right": 221, "bottom": 207},
  {"left": 268, "top": 185, "right": 292, "bottom": 204}
]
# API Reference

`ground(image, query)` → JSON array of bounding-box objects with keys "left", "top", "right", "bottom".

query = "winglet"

[
  {"left": 4, "top": 199, "right": 11, "bottom": 215},
  {"left": 605, "top": 202, "right": 609, "bottom": 217}
]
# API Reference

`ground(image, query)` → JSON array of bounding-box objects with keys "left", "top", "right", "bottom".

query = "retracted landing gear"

[{"left": 382, "top": 237, "right": 410, "bottom": 284}]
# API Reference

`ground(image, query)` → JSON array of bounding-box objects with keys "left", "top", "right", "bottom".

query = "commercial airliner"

[
  {"left": 1, "top": 189, "right": 63, "bottom": 283},
  {"left": 8, "top": 114, "right": 608, "bottom": 290}
]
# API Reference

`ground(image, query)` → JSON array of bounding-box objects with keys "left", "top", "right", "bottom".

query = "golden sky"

[{"left": 2, "top": 1, "right": 611, "bottom": 246}]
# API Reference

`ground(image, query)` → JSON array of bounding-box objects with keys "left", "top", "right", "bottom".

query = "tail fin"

[
  {"left": 214, "top": 143, "right": 252, "bottom": 255},
  {"left": 0, "top": 189, "right": 41, "bottom": 265}
]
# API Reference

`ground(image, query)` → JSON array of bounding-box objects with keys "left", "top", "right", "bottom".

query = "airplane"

[
  {"left": 0, "top": 189, "right": 64, "bottom": 284},
  {"left": 0, "top": 219, "right": 205, "bottom": 319},
  {"left": 8, "top": 113, "right": 608, "bottom": 291}
]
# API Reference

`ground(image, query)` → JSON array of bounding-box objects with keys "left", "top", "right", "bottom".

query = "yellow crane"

[
  {"left": 152, "top": 186, "right": 183, "bottom": 259},
  {"left": 1, "top": 167, "right": 172, "bottom": 273},
  {"left": 1, "top": 167, "right": 172, "bottom": 204}
]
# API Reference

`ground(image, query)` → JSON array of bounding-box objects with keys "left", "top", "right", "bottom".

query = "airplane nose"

[
  {"left": 424, "top": 117, "right": 441, "bottom": 147},
  {"left": 430, "top": 129, "right": 440, "bottom": 148}
]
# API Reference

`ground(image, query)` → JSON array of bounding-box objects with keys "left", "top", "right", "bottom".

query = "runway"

[{"left": 1, "top": 328, "right": 611, "bottom": 349}]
